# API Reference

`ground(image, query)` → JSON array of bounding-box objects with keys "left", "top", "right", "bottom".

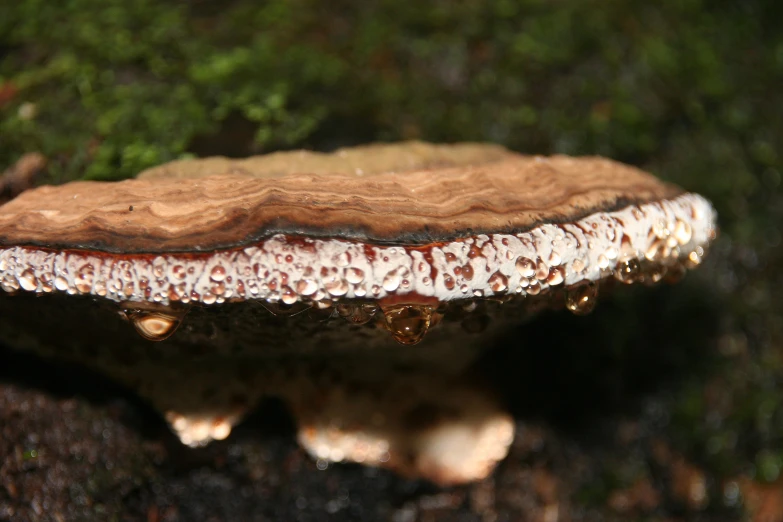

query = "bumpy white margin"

[{"left": 0, "top": 194, "right": 716, "bottom": 306}]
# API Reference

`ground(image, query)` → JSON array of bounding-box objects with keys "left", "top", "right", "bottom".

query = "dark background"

[{"left": 1, "top": 0, "right": 782, "bottom": 520}]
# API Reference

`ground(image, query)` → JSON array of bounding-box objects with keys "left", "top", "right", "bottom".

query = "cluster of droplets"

[
  {"left": 0, "top": 194, "right": 716, "bottom": 344},
  {"left": 512, "top": 254, "right": 566, "bottom": 296}
]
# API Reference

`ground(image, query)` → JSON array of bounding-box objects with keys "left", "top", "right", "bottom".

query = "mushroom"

[{"left": 0, "top": 142, "right": 716, "bottom": 484}]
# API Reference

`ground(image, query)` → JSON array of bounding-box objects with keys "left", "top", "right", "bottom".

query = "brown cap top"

[{"left": 0, "top": 142, "right": 682, "bottom": 253}]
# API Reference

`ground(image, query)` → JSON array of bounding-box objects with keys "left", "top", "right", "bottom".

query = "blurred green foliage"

[
  {"left": 1, "top": 0, "right": 782, "bottom": 515},
  {"left": 1, "top": 0, "right": 780, "bottom": 215}
]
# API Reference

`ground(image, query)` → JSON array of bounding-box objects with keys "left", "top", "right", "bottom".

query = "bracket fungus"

[{"left": 0, "top": 142, "right": 716, "bottom": 485}]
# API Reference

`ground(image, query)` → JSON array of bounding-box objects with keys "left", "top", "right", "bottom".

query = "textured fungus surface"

[
  {"left": 0, "top": 142, "right": 684, "bottom": 251},
  {"left": 0, "top": 142, "right": 717, "bottom": 485}
]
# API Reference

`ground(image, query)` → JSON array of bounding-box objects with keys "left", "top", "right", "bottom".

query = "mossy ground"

[{"left": 1, "top": 0, "right": 782, "bottom": 520}]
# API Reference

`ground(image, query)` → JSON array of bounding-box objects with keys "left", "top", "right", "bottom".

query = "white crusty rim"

[{"left": 0, "top": 193, "right": 717, "bottom": 306}]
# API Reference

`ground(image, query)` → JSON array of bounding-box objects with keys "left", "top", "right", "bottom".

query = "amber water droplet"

[
  {"left": 18, "top": 269, "right": 38, "bottom": 291},
  {"left": 324, "top": 277, "right": 349, "bottom": 296},
  {"left": 337, "top": 303, "right": 378, "bottom": 325},
  {"left": 381, "top": 305, "right": 434, "bottom": 345},
  {"left": 515, "top": 257, "right": 535, "bottom": 278},
  {"left": 260, "top": 300, "right": 311, "bottom": 316},
  {"left": 127, "top": 308, "right": 186, "bottom": 341},
  {"left": 674, "top": 219, "right": 692, "bottom": 245},
  {"left": 488, "top": 272, "right": 508, "bottom": 293},
  {"left": 546, "top": 266, "right": 565, "bottom": 286},
  {"left": 210, "top": 265, "right": 227, "bottom": 282},
  {"left": 296, "top": 278, "right": 318, "bottom": 296},
  {"left": 684, "top": 249, "right": 703, "bottom": 268},
  {"left": 55, "top": 275, "right": 72, "bottom": 292},
  {"left": 535, "top": 258, "right": 549, "bottom": 281},
  {"left": 280, "top": 285, "right": 298, "bottom": 305},
  {"left": 527, "top": 280, "right": 541, "bottom": 295},
  {"left": 565, "top": 282, "right": 598, "bottom": 315},
  {"left": 645, "top": 239, "right": 667, "bottom": 262},
  {"left": 614, "top": 258, "right": 641, "bottom": 284},
  {"left": 172, "top": 265, "right": 186, "bottom": 280},
  {"left": 382, "top": 270, "right": 401, "bottom": 292},
  {"left": 345, "top": 267, "right": 365, "bottom": 284}
]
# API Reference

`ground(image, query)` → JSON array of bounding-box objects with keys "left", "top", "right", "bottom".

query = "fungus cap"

[
  {"left": 0, "top": 142, "right": 717, "bottom": 484},
  {"left": 0, "top": 141, "right": 715, "bottom": 319}
]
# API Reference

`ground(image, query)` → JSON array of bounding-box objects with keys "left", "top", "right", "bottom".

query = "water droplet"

[
  {"left": 172, "top": 265, "right": 186, "bottom": 280},
  {"left": 548, "top": 252, "right": 561, "bottom": 266},
  {"left": 0, "top": 258, "right": 7, "bottom": 271},
  {"left": 335, "top": 252, "right": 351, "bottom": 267},
  {"left": 597, "top": 254, "right": 610, "bottom": 270},
  {"left": 211, "top": 280, "right": 226, "bottom": 295},
  {"left": 345, "top": 267, "right": 365, "bottom": 284},
  {"left": 645, "top": 239, "right": 667, "bottom": 262},
  {"left": 18, "top": 269, "right": 37, "bottom": 291},
  {"left": 614, "top": 258, "right": 641, "bottom": 284},
  {"left": 515, "top": 257, "right": 535, "bottom": 278},
  {"left": 42, "top": 274, "right": 57, "bottom": 293},
  {"left": 535, "top": 258, "right": 549, "bottom": 281},
  {"left": 296, "top": 278, "right": 318, "bottom": 296},
  {"left": 462, "top": 264, "right": 474, "bottom": 281},
  {"left": 325, "top": 277, "right": 349, "bottom": 296},
  {"left": 572, "top": 258, "right": 586, "bottom": 274},
  {"left": 605, "top": 246, "right": 619, "bottom": 260},
  {"left": 565, "top": 282, "right": 598, "bottom": 315},
  {"left": 546, "top": 266, "right": 565, "bottom": 286},
  {"left": 488, "top": 272, "right": 508, "bottom": 293},
  {"left": 152, "top": 260, "right": 166, "bottom": 279},
  {"left": 674, "top": 219, "right": 692, "bottom": 245},
  {"left": 280, "top": 286, "right": 298, "bottom": 305},
  {"left": 337, "top": 303, "right": 378, "bottom": 325},
  {"left": 684, "top": 250, "right": 702, "bottom": 268},
  {"left": 527, "top": 280, "right": 541, "bottom": 295},
  {"left": 54, "top": 275, "right": 69, "bottom": 291},
  {"left": 126, "top": 308, "right": 186, "bottom": 341},
  {"left": 210, "top": 265, "right": 226, "bottom": 282},
  {"left": 380, "top": 305, "right": 434, "bottom": 345},
  {"left": 443, "top": 275, "right": 455, "bottom": 290},
  {"left": 1, "top": 279, "right": 19, "bottom": 294},
  {"left": 383, "top": 270, "right": 401, "bottom": 292}
]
